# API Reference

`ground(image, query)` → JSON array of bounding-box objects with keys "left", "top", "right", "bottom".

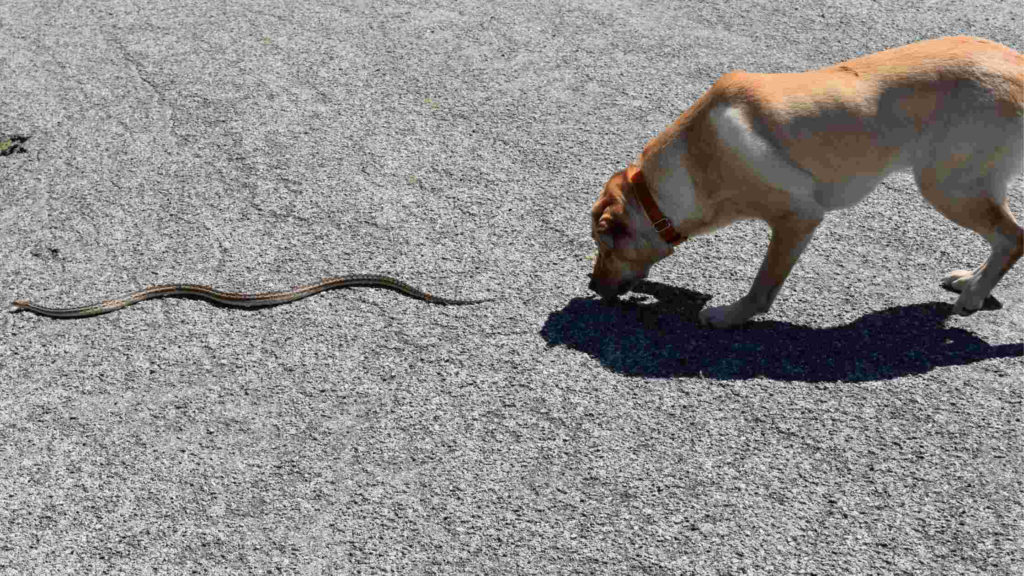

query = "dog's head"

[{"left": 588, "top": 167, "right": 675, "bottom": 300}]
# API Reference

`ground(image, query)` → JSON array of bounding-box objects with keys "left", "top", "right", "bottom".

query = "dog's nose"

[{"left": 588, "top": 277, "right": 621, "bottom": 300}]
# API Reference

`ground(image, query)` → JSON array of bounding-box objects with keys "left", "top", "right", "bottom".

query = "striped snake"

[{"left": 9, "top": 274, "right": 490, "bottom": 319}]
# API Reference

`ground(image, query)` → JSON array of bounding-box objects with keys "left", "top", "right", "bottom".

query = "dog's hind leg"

[{"left": 916, "top": 157, "right": 1023, "bottom": 315}]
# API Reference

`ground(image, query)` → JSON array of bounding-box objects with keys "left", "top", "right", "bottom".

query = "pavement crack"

[{"left": 99, "top": 25, "right": 183, "bottom": 147}]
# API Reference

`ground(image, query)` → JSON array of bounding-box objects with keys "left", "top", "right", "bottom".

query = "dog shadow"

[{"left": 540, "top": 281, "right": 1022, "bottom": 382}]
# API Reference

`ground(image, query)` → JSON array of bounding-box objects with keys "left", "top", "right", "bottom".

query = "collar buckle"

[
  {"left": 627, "top": 166, "right": 688, "bottom": 246},
  {"left": 652, "top": 217, "right": 673, "bottom": 234}
]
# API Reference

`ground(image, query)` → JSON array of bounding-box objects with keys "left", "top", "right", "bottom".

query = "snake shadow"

[{"left": 539, "top": 281, "right": 1022, "bottom": 382}]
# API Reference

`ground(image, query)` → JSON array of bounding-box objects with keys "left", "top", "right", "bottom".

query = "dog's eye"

[
  {"left": 597, "top": 217, "right": 620, "bottom": 234},
  {"left": 599, "top": 219, "right": 629, "bottom": 240},
  {"left": 596, "top": 218, "right": 629, "bottom": 251}
]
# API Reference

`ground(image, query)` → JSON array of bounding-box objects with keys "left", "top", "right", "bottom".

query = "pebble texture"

[{"left": 1, "top": 1, "right": 1021, "bottom": 573}]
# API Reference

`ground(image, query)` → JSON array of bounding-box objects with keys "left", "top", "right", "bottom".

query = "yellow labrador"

[{"left": 589, "top": 36, "right": 1023, "bottom": 328}]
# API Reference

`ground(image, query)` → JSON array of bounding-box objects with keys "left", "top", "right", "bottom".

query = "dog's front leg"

[{"left": 700, "top": 213, "right": 822, "bottom": 328}]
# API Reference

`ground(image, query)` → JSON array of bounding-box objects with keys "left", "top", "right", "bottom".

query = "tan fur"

[{"left": 589, "top": 37, "right": 1023, "bottom": 327}]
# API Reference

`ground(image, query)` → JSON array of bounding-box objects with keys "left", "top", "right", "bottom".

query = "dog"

[{"left": 589, "top": 36, "right": 1023, "bottom": 328}]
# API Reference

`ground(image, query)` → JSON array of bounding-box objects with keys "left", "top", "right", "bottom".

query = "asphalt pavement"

[{"left": 1, "top": 1, "right": 1021, "bottom": 573}]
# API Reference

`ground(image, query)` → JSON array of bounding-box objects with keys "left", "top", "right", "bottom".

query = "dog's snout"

[
  {"left": 588, "top": 276, "right": 614, "bottom": 299},
  {"left": 588, "top": 275, "right": 631, "bottom": 300}
]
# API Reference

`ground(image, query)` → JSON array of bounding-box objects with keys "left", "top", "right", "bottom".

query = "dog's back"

[{"left": 714, "top": 37, "right": 1023, "bottom": 188}]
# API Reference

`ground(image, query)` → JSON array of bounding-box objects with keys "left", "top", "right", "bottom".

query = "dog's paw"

[
  {"left": 941, "top": 269, "right": 975, "bottom": 293},
  {"left": 698, "top": 300, "right": 759, "bottom": 328},
  {"left": 953, "top": 290, "right": 987, "bottom": 316},
  {"left": 944, "top": 271, "right": 992, "bottom": 315}
]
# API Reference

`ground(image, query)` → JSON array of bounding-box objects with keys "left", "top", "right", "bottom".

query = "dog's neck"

[
  {"left": 634, "top": 140, "right": 707, "bottom": 238},
  {"left": 626, "top": 166, "right": 686, "bottom": 245}
]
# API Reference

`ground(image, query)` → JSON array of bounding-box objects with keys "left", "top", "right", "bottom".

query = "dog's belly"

[
  {"left": 812, "top": 175, "right": 886, "bottom": 211},
  {"left": 809, "top": 151, "right": 913, "bottom": 212}
]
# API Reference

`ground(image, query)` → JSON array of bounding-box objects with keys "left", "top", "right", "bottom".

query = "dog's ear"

[{"left": 626, "top": 165, "right": 644, "bottom": 185}]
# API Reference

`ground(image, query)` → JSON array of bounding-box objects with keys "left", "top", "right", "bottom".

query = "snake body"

[{"left": 9, "top": 274, "right": 490, "bottom": 318}]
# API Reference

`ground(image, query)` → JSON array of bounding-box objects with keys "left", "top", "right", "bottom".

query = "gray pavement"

[{"left": 1, "top": 1, "right": 1021, "bottom": 573}]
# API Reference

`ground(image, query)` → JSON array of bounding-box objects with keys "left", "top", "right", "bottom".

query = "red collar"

[{"left": 626, "top": 166, "right": 687, "bottom": 246}]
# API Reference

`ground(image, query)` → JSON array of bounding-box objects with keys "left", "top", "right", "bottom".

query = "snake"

[{"left": 8, "top": 274, "right": 491, "bottom": 319}]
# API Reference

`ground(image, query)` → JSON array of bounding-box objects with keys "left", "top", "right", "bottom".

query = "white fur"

[
  {"left": 709, "top": 105, "right": 816, "bottom": 202},
  {"left": 639, "top": 139, "right": 703, "bottom": 225}
]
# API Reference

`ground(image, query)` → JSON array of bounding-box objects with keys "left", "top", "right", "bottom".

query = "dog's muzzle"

[{"left": 588, "top": 275, "right": 637, "bottom": 299}]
